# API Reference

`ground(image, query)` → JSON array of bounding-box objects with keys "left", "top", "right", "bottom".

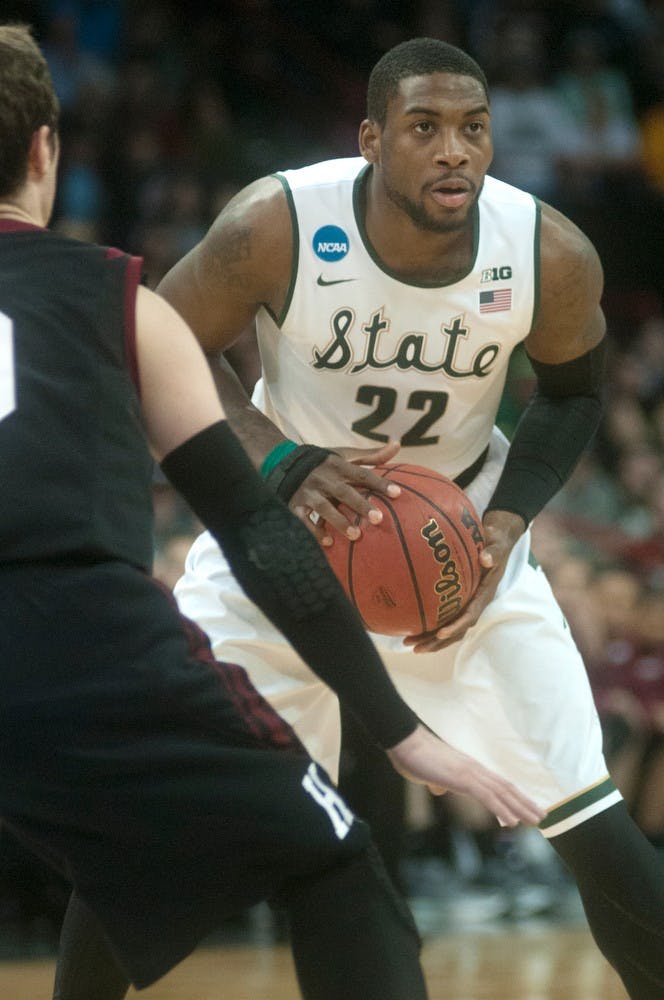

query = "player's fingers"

[
  {"left": 291, "top": 504, "right": 320, "bottom": 532},
  {"left": 308, "top": 498, "right": 361, "bottom": 539},
  {"left": 294, "top": 509, "right": 334, "bottom": 546},
  {"left": 479, "top": 547, "right": 495, "bottom": 569},
  {"left": 322, "top": 450, "right": 402, "bottom": 500},
  {"left": 337, "top": 439, "right": 401, "bottom": 467},
  {"left": 293, "top": 464, "right": 398, "bottom": 526},
  {"left": 304, "top": 480, "right": 395, "bottom": 532},
  {"left": 404, "top": 613, "right": 476, "bottom": 652},
  {"left": 290, "top": 490, "right": 356, "bottom": 541},
  {"left": 404, "top": 567, "right": 502, "bottom": 652},
  {"left": 454, "top": 761, "right": 543, "bottom": 825},
  {"left": 426, "top": 784, "right": 448, "bottom": 796},
  {"left": 333, "top": 463, "right": 401, "bottom": 501},
  {"left": 330, "top": 480, "right": 392, "bottom": 522},
  {"left": 435, "top": 610, "right": 478, "bottom": 642},
  {"left": 403, "top": 633, "right": 444, "bottom": 653},
  {"left": 477, "top": 776, "right": 545, "bottom": 828},
  {"left": 424, "top": 578, "right": 499, "bottom": 647},
  {"left": 493, "top": 800, "right": 538, "bottom": 828},
  {"left": 500, "top": 792, "right": 545, "bottom": 827}
]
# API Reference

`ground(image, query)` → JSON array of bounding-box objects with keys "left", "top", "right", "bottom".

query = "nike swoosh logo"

[{"left": 317, "top": 275, "right": 357, "bottom": 286}]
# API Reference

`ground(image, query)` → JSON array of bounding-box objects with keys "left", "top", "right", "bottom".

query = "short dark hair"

[
  {"left": 367, "top": 38, "right": 489, "bottom": 126},
  {"left": 0, "top": 23, "right": 60, "bottom": 198}
]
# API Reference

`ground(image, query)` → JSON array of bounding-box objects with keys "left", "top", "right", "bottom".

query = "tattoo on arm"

[{"left": 201, "top": 226, "right": 254, "bottom": 293}]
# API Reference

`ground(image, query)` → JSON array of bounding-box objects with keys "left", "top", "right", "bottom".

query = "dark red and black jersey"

[{"left": 0, "top": 221, "right": 154, "bottom": 569}]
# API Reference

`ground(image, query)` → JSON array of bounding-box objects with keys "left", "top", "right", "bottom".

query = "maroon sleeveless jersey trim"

[
  {"left": 105, "top": 248, "right": 143, "bottom": 398},
  {"left": 0, "top": 219, "right": 45, "bottom": 232}
]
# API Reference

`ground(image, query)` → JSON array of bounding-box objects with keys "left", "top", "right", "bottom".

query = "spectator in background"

[
  {"left": 546, "top": 551, "right": 607, "bottom": 663},
  {"left": 122, "top": 1, "right": 188, "bottom": 100},
  {"left": 588, "top": 579, "right": 664, "bottom": 852},
  {"left": 651, "top": 400, "right": 664, "bottom": 465},
  {"left": 487, "top": 21, "right": 581, "bottom": 204},
  {"left": 555, "top": 25, "right": 642, "bottom": 205},
  {"left": 54, "top": 128, "right": 106, "bottom": 239},
  {"left": 640, "top": 95, "right": 664, "bottom": 195},
  {"left": 624, "top": 588, "right": 664, "bottom": 852},
  {"left": 613, "top": 444, "right": 664, "bottom": 537},
  {"left": 630, "top": 313, "right": 664, "bottom": 413},
  {"left": 637, "top": 20, "right": 664, "bottom": 194},
  {"left": 585, "top": 567, "right": 647, "bottom": 796},
  {"left": 44, "top": 0, "right": 123, "bottom": 63},
  {"left": 546, "top": 450, "right": 627, "bottom": 533},
  {"left": 620, "top": 471, "right": 664, "bottom": 589},
  {"left": 182, "top": 80, "right": 245, "bottom": 189},
  {"left": 41, "top": 2, "right": 116, "bottom": 115}
]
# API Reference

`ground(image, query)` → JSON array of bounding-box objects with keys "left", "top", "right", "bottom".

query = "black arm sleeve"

[
  {"left": 161, "top": 421, "right": 418, "bottom": 749},
  {"left": 486, "top": 339, "right": 606, "bottom": 526}
]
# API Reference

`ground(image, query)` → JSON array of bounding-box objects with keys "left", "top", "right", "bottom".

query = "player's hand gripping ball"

[{"left": 323, "top": 463, "right": 484, "bottom": 636}]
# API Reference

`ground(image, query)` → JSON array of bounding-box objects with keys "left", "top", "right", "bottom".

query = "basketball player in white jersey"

[
  {"left": 166, "top": 41, "right": 611, "bottom": 815},
  {"left": 63, "top": 38, "right": 664, "bottom": 998}
]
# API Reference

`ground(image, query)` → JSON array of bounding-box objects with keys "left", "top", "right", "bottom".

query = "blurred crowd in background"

[{"left": 2, "top": 0, "right": 664, "bottom": 950}]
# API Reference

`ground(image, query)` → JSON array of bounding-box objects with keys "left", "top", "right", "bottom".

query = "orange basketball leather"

[{"left": 323, "top": 463, "right": 484, "bottom": 636}]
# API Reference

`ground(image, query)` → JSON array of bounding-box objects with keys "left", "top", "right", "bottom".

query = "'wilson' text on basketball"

[{"left": 421, "top": 519, "right": 462, "bottom": 624}]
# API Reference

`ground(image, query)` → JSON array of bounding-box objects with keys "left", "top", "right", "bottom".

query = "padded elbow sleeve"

[{"left": 161, "top": 422, "right": 417, "bottom": 748}]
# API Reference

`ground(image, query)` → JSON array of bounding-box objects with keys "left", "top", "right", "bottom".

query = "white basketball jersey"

[{"left": 252, "top": 157, "right": 539, "bottom": 479}]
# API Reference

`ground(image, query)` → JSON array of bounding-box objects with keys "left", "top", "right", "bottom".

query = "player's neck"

[
  {"left": 362, "top": 174, "right": 476, "bottom": 284},
  {"left": 0, "top": 190, "right": 49, "bottom": 228}
]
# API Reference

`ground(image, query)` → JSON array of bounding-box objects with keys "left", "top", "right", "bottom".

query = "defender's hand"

[
  {"left": 404, "top": 510, "right": 527, "bottom": 653},
  {"left": 387, "top": 724, "right": 545, "bottom": 828},
  {"left": 291, "top": 440, "right": 402, "bottom": 543}
]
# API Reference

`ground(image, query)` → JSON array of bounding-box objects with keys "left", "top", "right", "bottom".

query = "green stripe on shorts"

[{"left": 540, "top": 776, "right": 617, "bottom": 830}]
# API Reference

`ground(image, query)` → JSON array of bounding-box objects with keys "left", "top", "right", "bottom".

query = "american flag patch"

[{"left": 479, "top": 289, "right": 512, "bottom": 313}]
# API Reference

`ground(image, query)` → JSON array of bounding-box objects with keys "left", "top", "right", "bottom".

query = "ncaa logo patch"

[{"left": 313, "top": 225, "right": 349, "bottom": 262}]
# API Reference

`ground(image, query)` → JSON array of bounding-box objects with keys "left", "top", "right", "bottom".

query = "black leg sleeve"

[
  {"left": 551, "top": 801, "right": 664, "bottom": 1000},
  {"left": 282, "top": 843, "right": 428, "bottom": 1000},
  {"left": 53, "top": 891, "right": 130, "bottom": 1000}
]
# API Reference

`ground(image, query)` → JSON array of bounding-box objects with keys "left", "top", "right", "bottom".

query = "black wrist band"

[{"left": 265, "top": 444, "right": 335, "bottom": 501}]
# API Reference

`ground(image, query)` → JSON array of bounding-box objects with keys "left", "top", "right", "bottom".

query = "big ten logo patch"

[{"left": 481, "top": 265, "right": 512, "bottom": 282}]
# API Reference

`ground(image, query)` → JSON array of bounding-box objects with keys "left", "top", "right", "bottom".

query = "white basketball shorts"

[{"left": 174, "top": 429, "right": 620, "bottom": 837}]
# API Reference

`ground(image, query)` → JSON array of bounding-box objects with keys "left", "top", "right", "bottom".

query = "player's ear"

[
  {"left": 27, "top": 125, "right": 55, "bottom": 180},
  {"left": 359, "top": 119, "right": 380, "bottom": 164}
]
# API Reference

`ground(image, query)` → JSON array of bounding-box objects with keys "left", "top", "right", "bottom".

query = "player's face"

[{"left": 363, "top": 73, "right": 493, "bottom": 234}]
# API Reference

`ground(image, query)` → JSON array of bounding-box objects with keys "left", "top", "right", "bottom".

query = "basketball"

[{"left": 323, "top": 463, "right": 484, "bottom": 636}]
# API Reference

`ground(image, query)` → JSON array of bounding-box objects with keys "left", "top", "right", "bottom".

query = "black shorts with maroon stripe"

[{"left": 0, "top": 560, "right": 369, "bottom": 988}]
